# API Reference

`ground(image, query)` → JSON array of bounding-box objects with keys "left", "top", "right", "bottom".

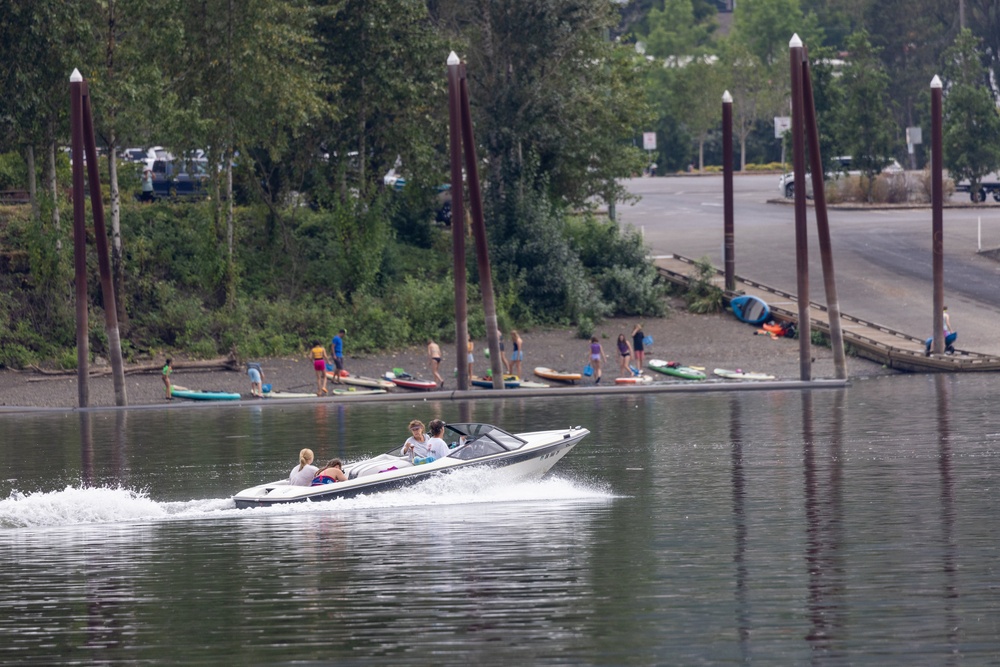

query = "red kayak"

[{"left": 386, "top": 369, "right": 437, "bottom": 391}]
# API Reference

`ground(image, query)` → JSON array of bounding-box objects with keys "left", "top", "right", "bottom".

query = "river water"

[{"left": 1, "top": 374, "right": 998, "bottom": 665}]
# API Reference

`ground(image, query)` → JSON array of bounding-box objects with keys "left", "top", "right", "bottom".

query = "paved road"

[{"left": 619, "top": 175, "right": 1000, "bottom": 355}]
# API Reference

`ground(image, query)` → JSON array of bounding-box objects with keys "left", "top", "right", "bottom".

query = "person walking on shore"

[
  {"left": 467, "top": 339, "right": 475, "bottom": 381},
  {"left": 509, "top": 330, "right": 524, "bottom": 378},
  {"left": 427, "top": 338, "right": 444, "bottom": 387},
  {"left": 631, "top": 323, "right": 646, "bottom": 370},
  {"left": 162, "top": 358, "right": 173, "bottom": 400},
  {"left": 329, "top": 329, "right": 346, "bottom": 384},
  {"left": 310, "top": 341, "right": 329, "bottom": 395},
  {"left": 616, "top": 333, "right": 633, "bottom": 377},
  {"left": 247, "top": 361, "right": 265, "bottom": 397},
  {"left": 587, "top": 336, "right": 607, "bottom": 384}
]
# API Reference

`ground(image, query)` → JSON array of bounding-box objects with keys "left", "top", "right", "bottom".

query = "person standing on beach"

[
  {"left": 467, "top": 339, "right": 475, "bottom": 381},
  {"left": 631, "top": 323, "right": 646, "bottom": 370},
  {"left": 329, "top": 329, "right": 346, "bottom": 384},
  {"left": 427, "top": 338, "right": 444, "bottom": 387},
  {"left": 588, "top": 336, "right": 607, "bottom": 384},
  {"left": 310, "top": 341, "right": 329, "bottom": 395},
  {"left": 509, "top": 330, "right": 524, "bottom": 378},
  {"left": 162, "top": 358, "right": 173, "bottom": 400},
  {"left": 247, "top": 362, "right": 264, "bottom": 397},
  {"left": 616, "top": 334, "right": 633, "bottom": 377}
]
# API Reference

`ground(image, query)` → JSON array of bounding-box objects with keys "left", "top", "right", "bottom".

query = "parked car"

[
  {"left": 150, "top": 152, "right": 209, "bottom": 200},
  {"left": 778, "top": 156, "right": 902, "bottom": 198}
]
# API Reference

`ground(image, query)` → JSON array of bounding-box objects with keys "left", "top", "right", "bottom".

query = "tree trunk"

[
  {"left": 740, "top": 136, "right": 748, "bottom": 171},
  {"left": 107, "top": 141, "right": 127, "bottom": 327},
  {"left": 698, "top": 138, "right": 705, "bottom": 171},
  {"left": 225, "top": 153, "right": 236, "bottom": 308},
  {"left": 26, "top": 145, "right": 38, "bottom": 219},
  {"left": 47, "top": 134, "right": 61, "bottom": 251}
]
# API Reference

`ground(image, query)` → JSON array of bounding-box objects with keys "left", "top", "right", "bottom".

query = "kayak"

[
  {"left": 336, "top": 373, "right": 395, "bottom": 389},
  {"left": 615, "top": 374, "right": 652, "bottom": 384},
  {"left": 647, "top": 359, "right": 706, "bottom": 380},
  {"left": 387, "top": 369, "right": 438, "bottom": 391},
  {"left": 171, "top": 385, "right": 242, "bottom": 401},
  {"left": 533, "top": 367, "right": 582, "bottom": 383},
  {"left": 713, "top": 368, "right": 775, "bottom": 381}
]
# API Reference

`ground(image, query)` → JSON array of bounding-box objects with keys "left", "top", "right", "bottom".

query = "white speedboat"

[{"left": 233, "top": 422, "right": 589, "bottom": 509}]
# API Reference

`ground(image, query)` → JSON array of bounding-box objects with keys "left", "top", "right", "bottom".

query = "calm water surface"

[{"left": 1, "top": 374, "right": 998, "bottom": 665}]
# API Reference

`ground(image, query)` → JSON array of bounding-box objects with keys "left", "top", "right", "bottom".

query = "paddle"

[{"left": 282, "top": 382, "right": 313, "bottom": 392}]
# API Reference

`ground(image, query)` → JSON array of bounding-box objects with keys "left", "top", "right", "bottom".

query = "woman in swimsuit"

[
  {"left": 588, "top": 336, "right": 607, "bottom": 384},
  {"left": 310, "top": 341, "right": 329, "bottom": 395},
  {"left": 631, "top": 323, "right": 646, "bottom": 370},
  {"left": 617, "top": 333, "right": 633, "bottom": 377},
  {"left": 509, "top": 330, "right": 524, "bottom": 378}
]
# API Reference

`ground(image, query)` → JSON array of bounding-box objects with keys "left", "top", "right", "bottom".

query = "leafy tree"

[
  {"left": 834, "top": 31, "right": 897, "bottom": 201},
  {"left": 942, "top": 29, "right": 1000, "bottom": 202},
  {"left": 453, "top": 0, "right": 650, "bottom": 211},
  {"left": 643, "top": 0, "right": 715, "bottom": 57},
  {"left": 730, "top": 0, "right": 822, "bottom": 67},
  {"left": 169, "top": 0, "right": 329, "bottom": 306},
  {"left": 721, "top": 42, "right": 784, "bottom": 171}
]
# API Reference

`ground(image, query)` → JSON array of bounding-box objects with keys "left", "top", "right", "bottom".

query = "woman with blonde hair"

[{"left": 289, "top": 448, "right": 319, "bottom": 486}]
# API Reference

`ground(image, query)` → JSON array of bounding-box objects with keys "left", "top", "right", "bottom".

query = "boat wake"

[{"left": 1, "top": 469, "right": 612, "bottom": 529}]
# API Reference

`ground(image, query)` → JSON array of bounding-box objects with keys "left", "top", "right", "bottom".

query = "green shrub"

[{"left": 685, "top": 257, "right": 724, "bottom": 314}]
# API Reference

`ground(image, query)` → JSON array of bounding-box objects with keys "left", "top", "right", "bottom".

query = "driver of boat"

[
  {"left": 425, "top": 420, "right": 449, "bottom": 461},
  {"left": 402, "top": 420, "right": 430, "bottom": 461},
  {"left": 290, "top": 448, "right": 319, "bottom": 486},
  {"left": 312, "top": 458, "right": 348, "bottom": 484}
]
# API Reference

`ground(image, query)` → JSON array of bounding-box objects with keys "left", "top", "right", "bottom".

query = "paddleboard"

[
  {"left": 171, "top": 386, "right": 242, "bottom": 401},
  {"left": 647, "top": 359, "right": 706, "bottom": 380},
  {"left": 924, "top": 331, "right": 957, "bottom": 354},
  {"left": 332, "top": 388, "right": 387, "bottom": 396},
  {"left": 262, "top": 390, "right": 321, "bottom": 399},
  {"left": 534, "top": 367, "right": 582, "bottom": 383},
  {"left": 713, "top": 368, "right": 775, "bottom": 381},
  {"left": 509, "top": 377, "right": 550, "bottom": 388},
  {"left": 730, "top": 294, "right": 770, "bottom": 325},
  {"left": 615, "top": 375, "right": 653, "bottom": 384},
  {"left": 471, "top": 376, "right": 521, "bottom": 388},
  {"left": 337, "top": 373, "right": 395, "bottom": 389}
]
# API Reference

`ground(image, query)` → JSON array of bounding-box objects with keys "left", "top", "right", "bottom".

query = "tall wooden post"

[
  {"left": 70, "top": 69, "right": 89, "bottom": 407},
  {"left": 931, "top": 75, "right": 944, "bottom": 354},
  {"left": 81, "top": 82, "right": 128, "bottom": 405},
  {"left": 802, "top": 51, "right": 847, "bottom": 380},
  {"left": 722, "top": 90, "right": 735, "bottom": 292},
  {"left": 447, "top": 52, "right": 469, "bottom": 390},
  {"left": 789, "top": 35, "right": 811, "bottom": 381},
  {"left": 459, "top": 64, "right": 504, "bottom": 389}
]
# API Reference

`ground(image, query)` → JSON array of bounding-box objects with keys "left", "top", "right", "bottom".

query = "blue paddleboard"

[
  {"left": 730, "top": 295, "right": 770, "bottom": 325},
  {"left": 924, "top": 331, "right": 957, "bottom": 354}
]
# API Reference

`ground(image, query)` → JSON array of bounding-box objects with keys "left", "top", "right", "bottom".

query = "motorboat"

[{"left": 232, "top": 422, "right": 588, "bottom": 508}]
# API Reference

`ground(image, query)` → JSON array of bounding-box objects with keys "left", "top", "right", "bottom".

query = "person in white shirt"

[
  {"left": 289, "top": 448, "right": 319, "bottom": 486},
  {"left": 402, "top": 420, "right": 430, "bottom": 461},
  {"left": 425, "top": 420, "right": 450, "bottom": 461}
]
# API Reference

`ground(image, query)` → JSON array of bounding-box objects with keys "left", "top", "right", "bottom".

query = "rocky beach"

[{"left": 0, "top": 302, "right": 895, "bottom": 411}]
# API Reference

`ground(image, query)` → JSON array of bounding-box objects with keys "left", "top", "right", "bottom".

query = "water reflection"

[
  {"left": 729, "top": 395, "right": 750, "bottom": 663},
  {"left": 935, "top": 375, "right": 958, "bottom": 665},
  {"left": 802, "top": 389, "right": 847, "bottom": 663}
]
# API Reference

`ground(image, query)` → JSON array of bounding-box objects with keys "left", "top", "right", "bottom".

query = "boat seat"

[{"left": 349, "top": 459, "right": 413, "bottom": 479}]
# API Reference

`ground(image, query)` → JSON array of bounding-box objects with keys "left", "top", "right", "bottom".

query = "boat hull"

[{"left": 233, "top": 425, "right": 587, "bottom": 509}]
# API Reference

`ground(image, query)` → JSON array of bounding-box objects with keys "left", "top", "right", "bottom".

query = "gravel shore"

[{"left": 0, "top": 302, "right": 895, "bottom": 411}]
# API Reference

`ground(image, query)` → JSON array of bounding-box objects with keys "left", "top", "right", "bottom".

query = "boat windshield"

[
  {"left": 379, "top": 422, "right": 526, "bottom": 460},
  {"left": 443, "top": 423, "right": 526, "bottom": 461}
]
